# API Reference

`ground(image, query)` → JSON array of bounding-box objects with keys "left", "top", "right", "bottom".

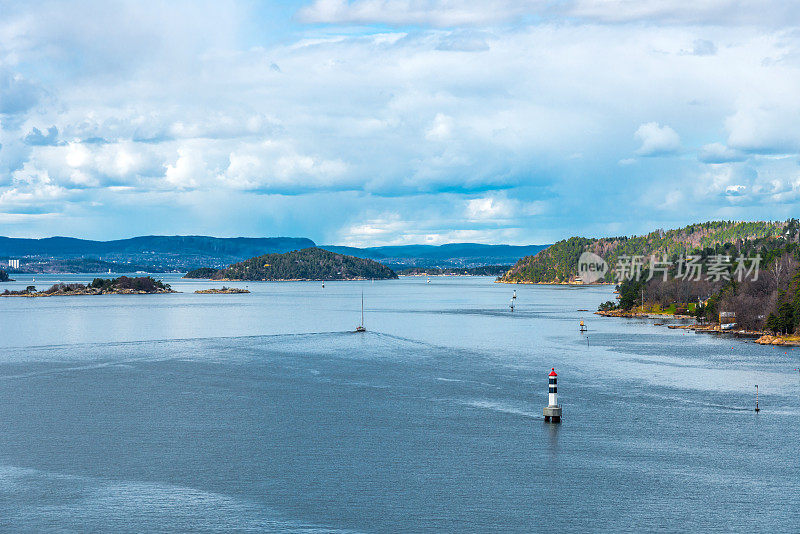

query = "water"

[{"left": 0, "top": 275, "right": 799, "bottom": 532}]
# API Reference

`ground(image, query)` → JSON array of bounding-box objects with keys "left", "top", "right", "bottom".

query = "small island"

[
  {"left": 1, "top": 276, "right": 175, "bottom": 297},
  {"left": 184, "top": 247, "right": 397, "bottom": 281},
  {"left": 0, "top": 270, "right": 14, "bottom": 282},
  {"left": 195, "top": 286, "right": 250, "bottom": 294}
]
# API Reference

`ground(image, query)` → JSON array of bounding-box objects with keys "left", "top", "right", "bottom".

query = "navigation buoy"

[
  {"left": 543, "top": 368, "right": 562, "bottom": 423},
  {"left": 755, "top": 384, "right": 760, "bottom": 413},
  {"left": 580, "top": 320, "right": 587, "bottom": 333}
]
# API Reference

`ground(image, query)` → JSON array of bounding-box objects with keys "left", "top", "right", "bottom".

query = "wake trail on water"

[
  {"left": 0, "top": 355, "right": 180, "bottom": 380},
  {"left": 0, "top": 330, "right": 359, "bottom": 352},
  {"left": 441, "top": 398, "right": 542, "bottom": 420}
]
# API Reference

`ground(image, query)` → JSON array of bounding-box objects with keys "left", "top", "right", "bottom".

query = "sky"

[{"left": 1, "top": 0, "right": 800, "bottom": 246}]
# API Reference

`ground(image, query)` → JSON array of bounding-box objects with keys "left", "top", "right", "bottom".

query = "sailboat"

[{"left": 355, "top": 292, "right": 366, "bottom": 332}]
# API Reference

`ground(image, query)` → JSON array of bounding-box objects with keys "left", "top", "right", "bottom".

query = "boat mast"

[{"left": 361, "top": 291, "right": 364, "bottom": 327}]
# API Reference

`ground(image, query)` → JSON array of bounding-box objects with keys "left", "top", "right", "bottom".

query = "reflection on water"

[
  {"left": 545, "top": 419, "right": 560, "bottom": 456},
  {"left": 0, "top": 275, "right": 799, "bottom": 532}
]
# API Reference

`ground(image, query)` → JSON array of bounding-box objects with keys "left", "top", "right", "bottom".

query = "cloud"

[
  {"left": 4, "top": 1, "right": 800, "bottom": 241},
  {"left": 337, "top": 208, "right": 528, "bottom": 247},
  {"left": 634, "top": 122, "right": 681, "bottom": 156},
  {"left": 698, "top": 142, "right": 746, "bottom": 163},
  {"left": 165, "top": 147, "right": 204, "bottom": 189},
  {"left": 425, "top": 113, "right": 453, "bottom": 141},
  {"left": 435, "top": 30, "right": 491, "bottom": 52},
  {"left": 725, "top": 184, "right": 746, "bottom": 196},
  {"left": 691, "top": 39, "right": 716, "bottom": 56},
  {"left": 297, "top": 0, "right": 542, "bottom": 27},
  {"left": 24, "top": 126, "right": 59, "bottom": 146},
  {"left": 725, "top": 101, "right": 800, "bottom": 155},
  {"left": 24, "top": 140, "right": 164, "bottom": 189},
  {"left": 0, "top": 71, "right": 41, "bottom": 116},
  {"left": 463, "top": 193, "right": 544, "bottom": 221},
  {"left": 465, "top": 195, "right": 510, "bottom": 220},
  {"left": 0, "top": 162, "right": 70, "bottom": 214},
  {"left": 697, "top": 164, "right": 755, "bottom": 196},
  {"left": 297, "top": 0, "right": 800, "bottom": 27},
  {"left": 217, "top": 140, "right": 351, "bottom": 193},
  {"left": 565, "top": 0, "right": 800, "bottom": 26}
]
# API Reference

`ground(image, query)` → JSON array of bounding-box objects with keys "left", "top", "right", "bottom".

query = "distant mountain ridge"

[
  {"left": 0, "top": 236, "right": 316, "bottom": 272},
  {"left": 0, "top": 236, "right": 315, "bottom": 258},
  {"left": 321, "top": 243, "right": 548, "bottom": 269},
  {"left": 500, "top": 220, "right": 789, "bottom": 284},
  {"left": 0, "top": 236, "right": 548, "bottom": 273}
]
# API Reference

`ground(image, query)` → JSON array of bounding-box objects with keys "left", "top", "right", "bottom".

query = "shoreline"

[
  {"left": 185, "top": 277, "right": 396, "bottom": 282},
  {"left": 596, "top": 309, "right": 800, "bottom": 346},
  {"left": 496, "top": 280, "right": 615, "bottom": 285},
  {"left": 595, "top": 309, "right": 695, "bottom": 320},
  {"left": 1, "top": 289, "right": 177, "bottom": 297}
]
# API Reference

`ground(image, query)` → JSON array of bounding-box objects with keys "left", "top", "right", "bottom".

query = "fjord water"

[{"left": 1, "top": 276, "right": 799, "bottom": 532}]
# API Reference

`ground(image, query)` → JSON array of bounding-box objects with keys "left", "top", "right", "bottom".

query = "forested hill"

[
  {"left": 187, "top": 248, "right": 398, "bottom": 281},
  {"left": 500, "top": 221, "right": 791, "bottom": 283}
]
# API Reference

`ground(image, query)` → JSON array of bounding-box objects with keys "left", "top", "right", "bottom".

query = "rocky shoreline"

[
  {"left": 595, "top": 309, "right": 694, "bottom": 320},
  {"left": 752, "top": 334, "right": 800, "bottom": 346},
  {"left": 597, "top": 309, "right": 800, "bottom": 346},
  {"left": 1, "top": 288, "right": 176, "bottom": 297}
]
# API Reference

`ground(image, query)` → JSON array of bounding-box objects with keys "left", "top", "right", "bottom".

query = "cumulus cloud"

[
  {"left": 634, "top": 122, "right": 681, "bottom": 156},
  {"left": 725, "top": 184, "right": 746, "bottom": 196},
  {"left": 165, "top": 147, "right": 205, "bottom": 189},
  {"left": 465, "top": 195, "right": 510, "bottom": 220},
  {"left": 464, "top": 194, "right": 544, "bottom": 222},
  {"left": 0, "top": 162, "right": 70, "bottom": 214}
]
